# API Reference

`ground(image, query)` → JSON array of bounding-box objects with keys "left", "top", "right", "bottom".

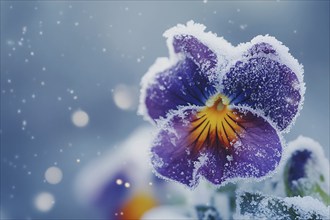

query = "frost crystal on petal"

[{"left": 222, "top": 57, "right": 303, "bottom": 131}]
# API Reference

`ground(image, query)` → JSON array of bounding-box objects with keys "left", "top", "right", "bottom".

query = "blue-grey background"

[{"left": 1, "top": 1, "right": 329, "bottom": 219}]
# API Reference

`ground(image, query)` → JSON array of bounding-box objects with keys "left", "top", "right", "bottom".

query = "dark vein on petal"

[
  {"left": 204, "top": 123, "right": 212, "bottom": 149},
  {"left": 181, "top": 79, "right": 205, "bottom": 105},
  {"left": 215, "top": 123, "right": 220, "bottom": 147},
  {"left": 191, "top": 114, "right": 206, "bottom": 123},
  {"left": 229, "top": 90, "right": 244, "bottom": 105},
  {"left": 189, "top": 117, "right": 207, "bottom": 133},
  {"left": 221, "top": 121, "right": 231, "bottom": 145},
  {"left": 224, "top": 117, "right": 240, "bottom": 139},
  {"left": 189, "top": 120, "right": 210, "bottom": 149},
  {"left": 226, "top": 113, "right": 246, "bottom": 130},
  {"left": 196, "top": 84, "right": 208, "bottom": 100},
  {"left": 188, "top": 88, "right": 205, "bottom": 105},
  {"left": 195, "top": 120, "right": 210, "bottom": 143}
]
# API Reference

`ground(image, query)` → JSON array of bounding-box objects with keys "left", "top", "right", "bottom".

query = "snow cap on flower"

[{"left": 139, "top": 21, "right": 305, "bottom": 188}]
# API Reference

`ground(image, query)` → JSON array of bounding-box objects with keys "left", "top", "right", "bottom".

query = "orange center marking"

[{"left": 189, "top": 94, "right": 244, "bottom": 152}]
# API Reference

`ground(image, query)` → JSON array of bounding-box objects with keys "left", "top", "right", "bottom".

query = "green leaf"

[{"left": 236, "top": 191, "right": 329, "bottom": 219}]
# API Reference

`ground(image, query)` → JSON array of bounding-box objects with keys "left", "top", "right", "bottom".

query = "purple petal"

[
  {"left": 172, "top": 34, "right": 217, "bottom": 73},
  {"left": 150, "top": 107, "right": 202, "bottom": 187},
  {"left": 222, "top": 57, "right": 302, "bottom": 131},
  {"left": 245, "top": 42, "right": 277, "bottom": 57},
  {"left": 143, "top": 58, "right": 216, "bottom": 120},
  {"left": 200, "top": 108, "right": 282, "bottom": 185},
  {"left": 285, "top": 149, "right": 312, "bottom": 188},
  {"left": 151, "top": 106, "right": 282, "bottom": 187}
]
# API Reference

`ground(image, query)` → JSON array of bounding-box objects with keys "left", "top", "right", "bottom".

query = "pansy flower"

[
  {"left": 283, "top": 136, "right": 330, "bottom": 205},
  {"left": 139, "top": 21, "right": 305, "bottom": 187}
]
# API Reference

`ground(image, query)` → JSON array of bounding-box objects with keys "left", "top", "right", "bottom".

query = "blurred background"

[{"left": 1, "top": 1, "right": 329, "bottom": 219}]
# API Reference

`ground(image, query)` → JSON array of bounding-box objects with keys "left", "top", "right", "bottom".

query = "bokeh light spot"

[
  {"left": 113, "top": 84, "right": 138, "bottom": 110},
  {"left": 34, "top": 192, "right": 55, "bottom": 212},
  {"left": 72, "top": 110, "right": 89, "bottom": 127},
  {"left": 45, "top": 166, "right": 63, "bottom": 184}
]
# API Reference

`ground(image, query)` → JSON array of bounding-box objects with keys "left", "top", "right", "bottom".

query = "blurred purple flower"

[
  {"left": 283, "top": 136, "right": 330, "bottom": 205},
  {"left": 75, "top": 127, "right": 188, "bottom": 219},
  {"left": 139, "top": 21, "right": 305, "bottom": 188}
]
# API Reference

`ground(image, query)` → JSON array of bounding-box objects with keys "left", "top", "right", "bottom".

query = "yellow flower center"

[{"left": 189, "top": 94, "right": 244, "bottom": 153}]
